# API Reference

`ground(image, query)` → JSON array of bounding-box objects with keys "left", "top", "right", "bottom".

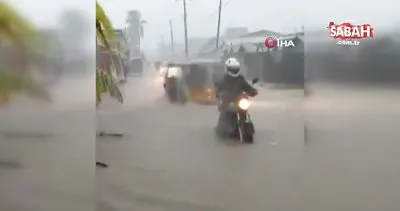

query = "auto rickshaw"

[
  {"left": 158, "top": 61, "right": 169, "bottom": 77},
  {"left": 163, "top": 63, "right": 187, "bottom": 103},
  {"left": 181, "top": 59, "right": 224, "bottom": 104}
]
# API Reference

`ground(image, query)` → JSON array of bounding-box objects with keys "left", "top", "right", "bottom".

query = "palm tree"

[
  {"left": 96, "top": 1, "right": 123, "bottom": 106},
  {"left": 125, "top": 10, "right": 145, "bottom": 57},
  {"left": 96, "top": 1, "right": 125, "bottom": 167},
  {"left": 0, "top": 1, "right": 49, "bottom": 105},
  {"left": 0, "top": 1, "right": 36, "bottom": 46}
]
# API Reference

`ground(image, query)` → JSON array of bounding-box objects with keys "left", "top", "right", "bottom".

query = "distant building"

[
  {"left": 198, "top": 27, "right": 249, "bottom": 55},
  {"left": 224, "top": 27, "right": 248, "bottom": 38},
  {"left": 157, "top": 37, "right": 209, "bottom": 60},
  {"left": 222, "top": 30, "right": 286, "bottom": 53},
  {"left": 198, "top": 29, "right": 288, "bottom": 58},
  {"left": 188, "top": 37, "right": 210, "bottom": 56},
  {"left": 112, "top": 29, "right": 128, "bottom": 59}
]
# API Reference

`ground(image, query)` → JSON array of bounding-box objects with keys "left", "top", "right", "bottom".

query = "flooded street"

[
  {"left": 0, "top": 73, "right": 95, "bottom": 211},
  {"left": 1, "top": 72, "right": 399, "bottom": 211},
  {"left": 97, "top": 72, "right": 304, "bottom": 211},
  {"left": 304, "top": 84, "right": 400, "bottom": 211}
]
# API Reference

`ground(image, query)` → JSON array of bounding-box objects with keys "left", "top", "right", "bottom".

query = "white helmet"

[{"left": 224, "top": 57, "right": 240, "bottom": 77}]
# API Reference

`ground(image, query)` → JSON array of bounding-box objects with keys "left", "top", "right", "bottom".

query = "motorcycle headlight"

[{"left": 238, "top": 98, "right": 250, "bottom": 110}]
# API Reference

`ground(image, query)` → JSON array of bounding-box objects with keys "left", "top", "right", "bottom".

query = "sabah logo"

[{"left": 328, "top": 22, "right": 374, "bottom": 46}]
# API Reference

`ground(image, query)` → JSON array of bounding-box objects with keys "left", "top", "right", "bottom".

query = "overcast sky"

[
  {"left": 8, "top": 0, "right": 95, "bottom": 52},
  {"left": 8, "top": 0, "right": 95, "bottom": 27},
  {"left": 98, "top": 0, "right": 304, "bottom": 50},
  {"left": 8, "top": 0, "right": 400, "bottom": 51}
]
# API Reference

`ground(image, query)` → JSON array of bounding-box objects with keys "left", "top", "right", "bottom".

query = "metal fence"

[{"left": 241, "top": 46, "right": 304, "bottom": 86}]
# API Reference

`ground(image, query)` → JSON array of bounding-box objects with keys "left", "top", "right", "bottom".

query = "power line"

[
  {"left": 161, "top": 0, "right": 234, "bottom": 47},
  {"left": 175, "top": 0, "right": 234, "bottom": 22}
]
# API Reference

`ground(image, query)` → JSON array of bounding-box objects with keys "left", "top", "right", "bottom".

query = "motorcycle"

[{"left": 216, "top": 78, "right": 259, "bottom": 143}]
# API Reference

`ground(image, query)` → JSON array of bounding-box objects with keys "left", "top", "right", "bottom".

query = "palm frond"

[
  {"left": 0, "top": 1, "right": 37, "bottom": 47},
  {"left": 96, "top": 1, "right": 114, "bottom": 44},
  {"left": 96, "top": 1, "right": 123, "bottom": 105},
  {"left": 0, "top": 2, "right": 49, "bottom": 105},
  {"left": 0, "top": 71, "right": 50, "bottom": 103},
  {"left": 96, "top": 68, "right": 123, "bottom": 105}
]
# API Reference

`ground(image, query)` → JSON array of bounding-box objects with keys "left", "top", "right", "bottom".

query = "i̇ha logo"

[
  {"left": 328, "top": 22, "right": 374, "bottom": 46},
  {"left": 264, "top": 36, "right": 295, "bottom": 49}
]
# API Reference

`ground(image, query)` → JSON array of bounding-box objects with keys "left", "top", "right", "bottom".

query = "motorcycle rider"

[{"left": 215, "top": 57, "right": 258, "bottom": 135}]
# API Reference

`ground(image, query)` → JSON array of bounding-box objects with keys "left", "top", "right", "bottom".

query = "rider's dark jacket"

[{"left": 215, "top": 73, "right": 258, "bottom": 110}]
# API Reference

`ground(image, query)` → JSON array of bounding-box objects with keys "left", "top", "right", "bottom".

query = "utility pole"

[
  {"left": 169, "top": 20, "right": 174, "bottom": 53},
  {"left": 138, "top": 31, "right": 141, "bottom": 55},
  {"left": 176, "top": 0, "right": 189, "bottom": 57},
  {"left": 216, "top": 0, "right": 223, "bottom": 49},
  {"left": 182, "top": 0, "right": 189, "bottom": 57}
]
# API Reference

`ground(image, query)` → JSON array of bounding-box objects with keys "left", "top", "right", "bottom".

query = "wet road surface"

[
  {"left": 0, "top": 73, "right": 95, "bottom": 211},
  {"left": 96, "top": 72, "right": 304, "bottom": 211},
  {"left": 303, "top": 86, "right": 400, "bottom": 211},
  {"left": 1, "top": 71, "right": 399, "bottom": 211},
  {"left": 97, "top": 73, "right": 400, "bottom": 211}
]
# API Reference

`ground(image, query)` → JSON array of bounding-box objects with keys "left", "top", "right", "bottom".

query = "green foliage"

[
  {"left": 0, "top": 1, "right": 36, "bottom": 47},
  {"left": 0, "top": 1, "right": 50, "bottom": 104},
  {"left": 96, "top": 1, "right": 123, "bottom": 105},
  {"left": 0, "top": 71, "right": 50, "bottom": 103},
  {"left": 96, "top": 1, "right": 114, "bottom": 47},
  {"left": 96, "top": 68, "right": 123, "bottom": 105}
]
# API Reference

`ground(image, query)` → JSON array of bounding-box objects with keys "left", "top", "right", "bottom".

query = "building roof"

[
  {"left": 198, "top": 29, "right": 297, "bottom": 55},
  {"left": 224, "top": 34, "right": 304, "bottom": 46},
  {"left": 198, "top": 37, "right": 218, "bottom": 53},
  {"left": 197, "top": 29, "right": 306, "bottom": 58},
  {"left": 240, "top": 30, "right": 283, "bottom": 38},
  {"left": 169, "top": 58, "right": 222, "bottom": 65},
  {"left": 197, "top": 48, "right": 224, "bottom": 59}
]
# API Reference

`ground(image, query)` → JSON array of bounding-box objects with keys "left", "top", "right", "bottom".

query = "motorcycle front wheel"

[{"left": 238, "top": 123, "right": 253, "bottom": 143}]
